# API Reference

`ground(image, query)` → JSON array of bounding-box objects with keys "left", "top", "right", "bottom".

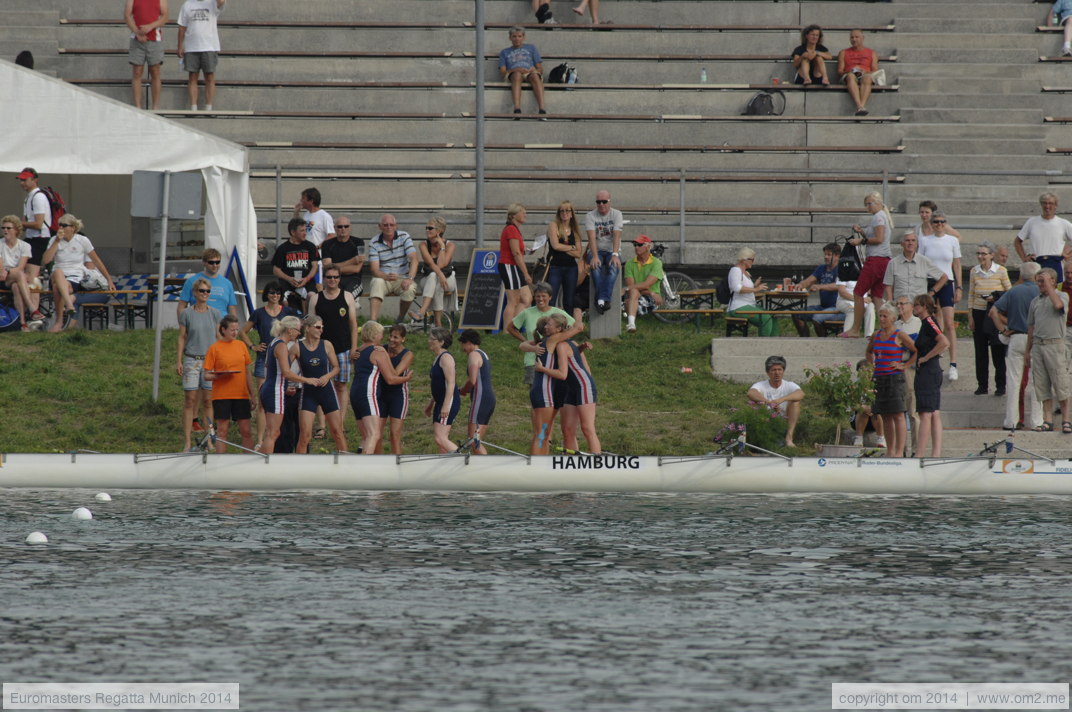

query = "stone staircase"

[{"left": 889, "top": 0, "right": 1054, "bottom": 226}]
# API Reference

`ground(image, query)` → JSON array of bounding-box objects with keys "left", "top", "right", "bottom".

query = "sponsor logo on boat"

[
  {"left": 860, "top": 459, "right": 903, "bottom": 466},
  {"left": 1002, "top": 459, "right": 1034, "bottom": 474},
  {"left": 817, "top": 458, "right": 857, "bottom": 466},
  {"left": 552, "top": 455, "right": 641, "bottom": 470}
]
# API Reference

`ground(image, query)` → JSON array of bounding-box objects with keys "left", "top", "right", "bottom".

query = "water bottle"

[{"left": 700, "top": 67, "right": 708, "bottom": 83}]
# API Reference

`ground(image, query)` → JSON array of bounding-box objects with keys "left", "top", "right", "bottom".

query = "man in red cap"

[
  {"left": 16, "top": 167, "right": 50, "bottom": 321},
  {"left": 623, "top": 234, "right": 663, "bottom": 333}
]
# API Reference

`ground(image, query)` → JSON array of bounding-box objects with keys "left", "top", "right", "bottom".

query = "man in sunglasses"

[
  {"left": 585, "top": 190, "right": 623, "bottom": 314},
  {"left": 623, "top": 235, "right": 663, "bottom": 334},
  {"left": 177, "top": 247, "right": 238, "bottom": 318},
  {"left": 320, "top": 215, "right": 365, "bottom": 298}
]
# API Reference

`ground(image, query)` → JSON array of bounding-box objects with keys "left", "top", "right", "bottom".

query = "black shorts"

[
  {"left": 914, "top": 360, "right": 943, "bottom": 413},
  {"left": 873, "top": 373, "right": 906, "bottom": 415},
  {"left": 213, "top": 398, "right": 252, "bottom": 421},
  {"left": 27, "top": 237, "right": 48, "bottom": 267},
  {"left": 498, "top": 263, "right": 524, "bottom": 291}
]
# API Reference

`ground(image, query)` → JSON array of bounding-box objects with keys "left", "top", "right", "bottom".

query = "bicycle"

[{"left": 646, "top": 243, "right": 700, "bottom": 325}]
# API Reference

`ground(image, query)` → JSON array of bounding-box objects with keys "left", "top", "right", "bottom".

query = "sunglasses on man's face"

[{"left": 204, "top": 260, "right": 221, "bottom": 265}]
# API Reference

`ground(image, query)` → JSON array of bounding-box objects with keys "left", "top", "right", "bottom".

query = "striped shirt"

[
  {"left": 967, "top": 264, "right": 1011, "bottom": 311},
  {"left": 368, "top": 231, "right": 416, "bottom": 275},
  {"left": 871, "top": 328, "right": 904, "bottom": 376}
]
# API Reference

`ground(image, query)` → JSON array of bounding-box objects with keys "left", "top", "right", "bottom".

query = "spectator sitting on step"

[
  {"left": 836, "top": 28, "right": 879, "bottom": 116},
  {"left": 1049, "top": 0, "right": 1072, "bottom": 57},
  {"left": 850, "top": 359, "right": 884, "bottom": 448},
  {"left": 319, "top": 214, "right": 365, "bottom": 298},
  {"left": 572, "top": 0, "right": 602, "bottom": 25},
  {"left": 792, "top": 242, "right": 841, "bottom": 336},
  {"left": 367, "top": 213, "right": 419, "bottom": 323},
  {"left": 623, "top": 235, "right": 663, "bottom": 334},
  {"left": 0, "top": 215, "right": 33, "bottom": 330},
  {"left": 791, "top": 24, "right": 832, "bottom": 86},
  {"left": 410, "top": 215, "right": 457, "bottom": 328},
  {"left": 272, "top": 217, "right": 321, "bottom": 311},
  {"left": 41, "top": 214, "right": 115, "bottom": 333},
  {"left": 499, "top": 27, "right": 548, "bottom": 116},
  {"left": 747, "top": 355, "right": 805, "bottom": 448},
  {"left": 728, "top": 247, "right": 775, "bottom": 336}
]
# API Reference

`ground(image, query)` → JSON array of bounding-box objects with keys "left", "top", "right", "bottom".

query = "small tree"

[{"left": 804, "top": 361, "right": 875, "bottom": 445}]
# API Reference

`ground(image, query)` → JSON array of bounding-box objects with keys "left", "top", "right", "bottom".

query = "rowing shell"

[{"left": 2, "top": 452, "right": 1071, "bottom": 495}]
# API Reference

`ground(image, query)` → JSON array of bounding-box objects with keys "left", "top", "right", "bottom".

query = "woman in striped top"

[
  {"left": 866, "top": 303, "right": 917, "bottom": 457},
  {"left": 967, "top": 242, "right": 1012, "bottom": 396}
]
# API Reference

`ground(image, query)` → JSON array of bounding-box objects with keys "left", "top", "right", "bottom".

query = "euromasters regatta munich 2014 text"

[{"left": 8, "top": 691, "right": 200, "bottom": 706}]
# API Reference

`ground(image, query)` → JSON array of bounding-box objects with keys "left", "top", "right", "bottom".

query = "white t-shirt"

[
  {"left": 23, "top": 189, "right": 51, "bottom": 240},
  {"left": 302, "top": 208, "right": 335, "bottom": 248},
  {"left": 177, "top": 0, "right": 223, "bottom": 53},
  {"left": 584, "top": 207, "right": 624, "bottom": 253},
  {"left": 1, "top": 239, "right": 32, "bottom": 270},
  {"left": 750, "top": 379, "right": 801, "bottom": 412},
  {"left": 918, "top": 234, "right": 962, "bottom": 281},
  {"left": 48, "top": 233, "right": 96, "bottom": 282},
  {"left": 864, "top": 210, "right": 892, "bottom": 258},
  {"left": 1016, "top": 215, "right": 1072, "bottom": 258},
  {"left": 727, "top": 265, "right": 756, "bottom": 311}
]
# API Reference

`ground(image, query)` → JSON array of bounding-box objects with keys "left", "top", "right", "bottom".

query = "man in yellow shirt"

[{"left": 623, "top": 235, "right": 663, "bottom": 333}]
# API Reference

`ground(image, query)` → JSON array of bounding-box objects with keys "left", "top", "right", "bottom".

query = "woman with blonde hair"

[
  {"left": 545, "top": 200, "right": 584, "bottom": 313},
  {"left": 350, "top": 320, "right": 412, "bottom": 454},
  {"left": 411, "top": 215, "right": 457, "bottom": 327},
  {"left": 294, "top": 314, "right": 348, "bottom": 454},
  {"left": 259, "top": 315, "right": 306, "bottom": 454},
  {"left": 0, "top": 215, "right": 33, "bottom": 330},
  {"left": 499, "top": 203, "right": 533, "bottom": 328},
  {"left": 842, "top": 191, "right": 893, "bottom": 338},
  {"left": 727, "top": 246, "right": 775, "bottom": 336},
  {"left": 41, "top": 213, "right": 115, "bottom": 332}
]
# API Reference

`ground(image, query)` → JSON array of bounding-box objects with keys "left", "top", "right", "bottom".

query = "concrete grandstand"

[{"left": 4, "top": 0, "right": 1070, "bottom": 270}]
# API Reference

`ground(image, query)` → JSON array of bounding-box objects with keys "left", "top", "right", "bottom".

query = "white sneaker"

[
  {"left": 948, "top": 365, "right": 959, "bottom": 382},
  {"left": 875, "top": 435, "right": 887, "bottom": 448},
  {"left": 852, "top": 435, "right": 864, "bottom": 446},
  {"left": 1063, "top": 45, "right": 1072, "bottom": 57}
]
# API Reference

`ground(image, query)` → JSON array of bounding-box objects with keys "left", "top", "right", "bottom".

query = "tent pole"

[{"left": 151, "top": 171, "right": 172, "bottom": 402}]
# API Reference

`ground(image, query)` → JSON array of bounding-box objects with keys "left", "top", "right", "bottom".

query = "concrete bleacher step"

[
  {"left": 893, "top": 21, "right": 1036, "bottom": 36},
  {"left": 896, "top": 92, "right": 1044, "bottom": 110},
  {"left": 898, "top": 76, "right": 1041, "bottom": 94},
  {"left": 900, "top": 107, "right": 1043, "bottom": 125}
]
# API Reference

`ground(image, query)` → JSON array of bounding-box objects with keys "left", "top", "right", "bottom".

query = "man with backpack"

[{"left": 16, "top": 167, "right": 52, "bottom": 322}]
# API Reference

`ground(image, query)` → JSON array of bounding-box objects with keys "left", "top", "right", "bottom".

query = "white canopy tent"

[{"left": 0, "top": 60, "right": 258, "bottom": 293}]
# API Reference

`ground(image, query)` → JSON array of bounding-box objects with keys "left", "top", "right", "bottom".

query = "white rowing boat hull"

[{"left": 2, "top": 452, "right": 1072, "bottom": 495}]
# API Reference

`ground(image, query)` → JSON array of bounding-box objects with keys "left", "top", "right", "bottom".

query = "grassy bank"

[{"left": 0, "top": 323, "right": 840, "bottom": 454}]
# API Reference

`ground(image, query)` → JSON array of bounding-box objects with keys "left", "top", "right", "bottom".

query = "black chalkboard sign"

[{"left": 459, "top": 249, "right": 506, "bottom": 330}]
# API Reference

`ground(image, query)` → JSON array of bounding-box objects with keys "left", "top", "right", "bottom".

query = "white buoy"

[
  {"left": 72, "top": 507, "right": 93, "bottom": 520},
  {"left": 25, "top": 532, "right": 48, "bottom": 544},
  {"left": 94, "top": 493, "right": 112, "bottom": 502}
]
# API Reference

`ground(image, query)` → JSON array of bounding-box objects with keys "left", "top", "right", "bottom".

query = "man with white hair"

[
  {"left": 1014, "top": 193, "right": 1072, "bottom": 283},
  {"left": 1025, "top": 267, "right": 1071, "bottom": 432},
  {"left": 992, "top": 262, "right": 1042, "bottom": 430}
]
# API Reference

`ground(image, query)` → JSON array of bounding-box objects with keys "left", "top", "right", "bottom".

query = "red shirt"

[
  {"left": 499, "top": 223, "right": 523, "bottom": 266},
  {"left": 131, "top": 0, "right": 164, "bottom": 41},
  {"left": 840, "top": 47, "right": 875, "bottom": 74}
]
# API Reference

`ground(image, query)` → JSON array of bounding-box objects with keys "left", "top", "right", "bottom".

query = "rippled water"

[{"left": 2, "top": 491, "right": 1071, "bottom": 711}]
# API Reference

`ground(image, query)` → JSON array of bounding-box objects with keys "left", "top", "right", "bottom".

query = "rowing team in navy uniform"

[
  {"left": 255, "top": 313, "right": 602, "bottom": 457},
  {"left": 527, "top": 313, "right": 601, "bottom": 456}
]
